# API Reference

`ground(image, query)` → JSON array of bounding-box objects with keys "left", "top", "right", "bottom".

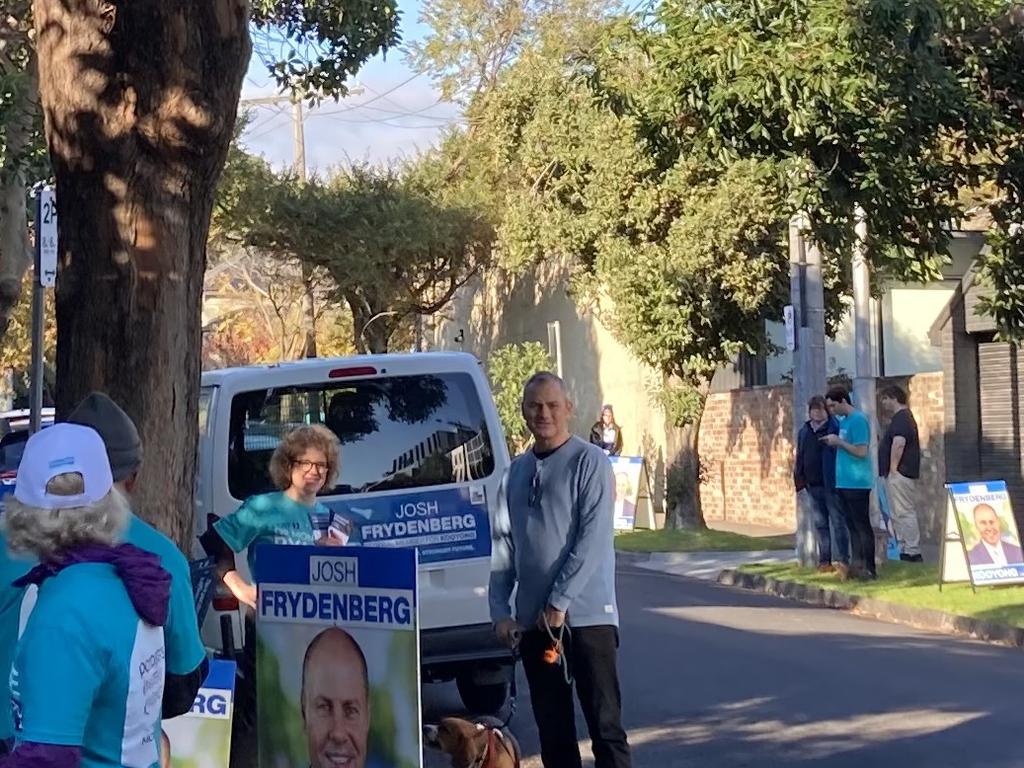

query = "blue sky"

[{"left": 240, "top": 0, "right": 462, "bottom": 174}]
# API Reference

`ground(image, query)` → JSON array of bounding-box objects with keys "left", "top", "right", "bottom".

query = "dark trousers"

[
  {"left": 808, "top": 485, "right": 850, "bottom": 565},
  {"left": 521, "top": 626, "right": 631, "bottom": 768},
  {"left": 839, "top": 489, "right": 875, "bottom": 575},
  {"left": 230, "top": 614, "right": 258, "bottom": 768}
]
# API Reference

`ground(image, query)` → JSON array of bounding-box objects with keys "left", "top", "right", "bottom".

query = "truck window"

[{"left": 227, "top": 372, "right": 496, "bottom": 499}]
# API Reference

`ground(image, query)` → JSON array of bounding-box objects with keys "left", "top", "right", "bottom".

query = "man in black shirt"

[{"left": 878, "top": 385, "right": 923, "bottom": 562}]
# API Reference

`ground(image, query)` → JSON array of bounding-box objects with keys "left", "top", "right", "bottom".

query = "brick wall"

[{"left": 698, "top": 372, "right": 947, "bottom": 542}]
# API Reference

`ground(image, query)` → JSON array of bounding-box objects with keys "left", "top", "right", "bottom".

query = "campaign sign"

[
  {"left": 161, "top": 659, "right": 236, "bottom": 768},
  {"left": 255, "top": 544, "right": 421, "bottom": 768},
  {"left": 318, "top": 485, "right": 491, "bottom": 565},
  {"left": 609, "top": 456, "right": 643, "bottom": 531},
  {"left": 189, "top": 557, "right": 217, "bottom": 629},
  {"left": 947, "top": 481, "right": 1024, "bottom": 586}
]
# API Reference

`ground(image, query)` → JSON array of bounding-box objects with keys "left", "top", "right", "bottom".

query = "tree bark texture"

[
  {"left": 348, "top": 291, "right": 394, "bottom": 354},
  {"left": 0, "top": 59, "right": 36, "bottom": 341},
  {"left": 665, "top": 405, "right": 708, "bottom": 530},
  {"left": 34, "top": 0, "right": 251, "bottom": 548}
]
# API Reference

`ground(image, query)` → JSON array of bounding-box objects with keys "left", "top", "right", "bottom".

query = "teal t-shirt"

[
  {"left": 124, "top": 517, "right": 206, "bottom": 675},
  {"left": 0, "top": 538, "right": 33, "bottom": 741},
  {"left": 835, "top": 410, "right": 874, "bottom": 489},
  {"left": 11, "top": 563, "right": 165, "bottom": 768},
  {"left": 213, "top": 492, "right": 327, "bottom": 576},
  {"left": 0, "top": 516, "right": 206, "bottom": 743}
]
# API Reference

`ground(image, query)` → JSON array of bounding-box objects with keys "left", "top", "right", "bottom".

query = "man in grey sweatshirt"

[{"left": 489, "top": 372, "right": 631, "bottom": 768}]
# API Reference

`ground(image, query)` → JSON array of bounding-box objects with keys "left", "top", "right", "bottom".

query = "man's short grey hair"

[
  {"left": 3, "top": 472, "right": 130, "bottom": 559},
  {"left": 522, "top": 371, "right": 569, "bottom": 400}
]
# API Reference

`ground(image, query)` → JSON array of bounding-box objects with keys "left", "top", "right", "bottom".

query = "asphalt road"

[{"left": 423, "top": 563, "right": 1024, "bottom": 767}]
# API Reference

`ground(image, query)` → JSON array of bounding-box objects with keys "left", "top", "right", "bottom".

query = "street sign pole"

[{"left": 30, "top": 185, "right": 57, "bottom": 434}]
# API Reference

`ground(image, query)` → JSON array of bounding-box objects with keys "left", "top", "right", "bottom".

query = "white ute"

[{"left": 194, "top": 352, "right": 515, "bottom": 714}]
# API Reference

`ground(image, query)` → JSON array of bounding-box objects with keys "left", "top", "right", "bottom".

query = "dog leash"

[
  {"left": 499, "top": 643, "right": 520, "bottom": 730},
  {"left": 541, "top": 612, "right": 573, "bottom": 686}
]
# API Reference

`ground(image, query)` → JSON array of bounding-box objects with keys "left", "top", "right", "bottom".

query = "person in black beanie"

[{"left": 68, "top": 392, "right": 208, "bottom": 718}]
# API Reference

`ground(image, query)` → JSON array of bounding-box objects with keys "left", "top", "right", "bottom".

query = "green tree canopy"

[{"left": 216, "top": 150, "right": 494, "bottom": 353}]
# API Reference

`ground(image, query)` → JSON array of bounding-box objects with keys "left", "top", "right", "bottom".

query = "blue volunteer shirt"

[
  {"left": 0, "top": 517, "right": 205, "bottom": 743},
  {"left": 124, "top": 517, "right": 206, "bottom": 676},
  {"left": 835, "top": 410, "right": 874, "bottom": 490},
  {"left": 11, "top": 563, "right": 165, "bottom": 768},
  {"left": 0, "top": 537, "right": 33, "bottom": 742},
  {"left": 213, "top": 491, "right": 328, "bottom": 576}
]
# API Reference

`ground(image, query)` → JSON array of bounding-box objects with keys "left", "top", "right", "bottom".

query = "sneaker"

[
  {"left": 816, "top": 564, "right": 834, "bottom": 574},
  {"left": 900, "top": 553, "right": 924, "bottom": 563}
]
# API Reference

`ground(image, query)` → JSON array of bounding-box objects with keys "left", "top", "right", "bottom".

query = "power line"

[{"left": 314, "top": 73, "right": 424, "bottom": 116}]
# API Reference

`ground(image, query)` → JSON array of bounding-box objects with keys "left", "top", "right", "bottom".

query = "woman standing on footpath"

[
  {"left": 590, "top": 404, "right": 624, "bottom": 456},
  {"left": 3, "top": 423, "right": 172, "bottom": 768},
  {"left": 199, "top": 423, "right": 343, "bottom": 768}
]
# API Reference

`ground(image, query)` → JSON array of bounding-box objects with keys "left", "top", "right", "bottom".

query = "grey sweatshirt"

[{"left": 489, "top": 436, "right": 619, "bottom": 628}]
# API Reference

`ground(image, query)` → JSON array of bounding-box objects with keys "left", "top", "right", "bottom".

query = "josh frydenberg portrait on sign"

[
  {"left": 254, "top": 545, "right": 421, "bottom": 768},
  {"left": 949, "top": 481, "right": 1024, "bottom": 585}
]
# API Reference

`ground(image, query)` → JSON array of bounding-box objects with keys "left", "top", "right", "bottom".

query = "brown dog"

[{"left": 423, "top": 716, "right": 520, "bottom": 768}]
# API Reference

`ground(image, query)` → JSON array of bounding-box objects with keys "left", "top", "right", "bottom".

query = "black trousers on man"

[
  {"left": 520, "top": 625, "right": 631, "bottom": 768},
  {"left": 839, "top": 488, "right": 876, "bottom": 576}
]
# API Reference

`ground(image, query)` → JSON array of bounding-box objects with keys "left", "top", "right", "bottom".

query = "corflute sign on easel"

[
  {"left": 940, "top": 481, "right": 1024, "bottom": 590},
  {"left": 255, "top": 544, "right": 422, "bottom": 768},
  {"left": 161, "top": 659, "right": 236, "bottom": 768}
]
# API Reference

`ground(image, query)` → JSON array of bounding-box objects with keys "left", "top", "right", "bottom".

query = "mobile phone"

[{"left": 328, "top": 512, "right": 353, "bottom": 545}]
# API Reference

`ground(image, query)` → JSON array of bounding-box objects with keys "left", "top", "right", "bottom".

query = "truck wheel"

[{"left": 456, "top": 675, "right": 510, "bottom": 716}]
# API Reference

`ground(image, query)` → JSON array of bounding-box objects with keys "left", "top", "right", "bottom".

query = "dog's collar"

[{"left": 471, "top": 728, "right": 502, "bottom": 768}]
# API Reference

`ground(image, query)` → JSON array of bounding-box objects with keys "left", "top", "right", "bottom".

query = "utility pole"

[
  {"left": 789, "top": 214, "right": 826, "bottom": 566},
  {"left": 852, "top": 205, "right": 882, "bottom": 550},
  {"left": 239, "top": 88, "right": 364, "bottom": 358}
]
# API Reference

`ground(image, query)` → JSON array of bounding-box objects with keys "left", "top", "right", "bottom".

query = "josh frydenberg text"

[{"left": 258, "top": 555, "right": 414, "bottom": 629}]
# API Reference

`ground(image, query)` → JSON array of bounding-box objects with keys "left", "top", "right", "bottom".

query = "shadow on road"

[{"left": 421, "top": 565, "right": 1022, "bottom": 767}]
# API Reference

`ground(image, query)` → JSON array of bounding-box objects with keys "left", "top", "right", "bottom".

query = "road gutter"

[{"left": 718, "top": 568, "right": 1024, "bottom": 650}]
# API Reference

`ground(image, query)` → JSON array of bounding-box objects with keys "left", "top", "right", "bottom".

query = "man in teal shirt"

[
  {"left": 823, "top": 386, "right": 876, "bottom": 580},
  {"left": 69, "top": 393, "right": 208, "bottom": 716}
]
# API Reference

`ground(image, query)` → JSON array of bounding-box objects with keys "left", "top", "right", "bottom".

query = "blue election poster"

[
  {"left": 318, "top": 485, "right": 491, "bottom": 565},
  {"left": 254, "top": 545, "right": 421, "bottom": 768},
  {"left": 161, "top": 659, "right": 236, "bottom": 768},
  {"left": 948, "top": 481, "right": 1024, "bottom": 586}
]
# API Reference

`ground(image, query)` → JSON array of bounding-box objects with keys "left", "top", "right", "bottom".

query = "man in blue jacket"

[
  {"left": 489, "top": 372, "right": 631, "bottom": 768},
  {"left": 794, "top": 395, "right": 850, "bottom": 577}
]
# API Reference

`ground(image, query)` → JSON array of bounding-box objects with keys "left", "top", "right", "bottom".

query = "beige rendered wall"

[{"left": 428, "top": 260, "right": 671, "bottom": 513}]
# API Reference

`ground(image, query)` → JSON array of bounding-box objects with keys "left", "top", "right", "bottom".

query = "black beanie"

[{"left": 67, "top": 392, "right": 143, "bottom": 482}]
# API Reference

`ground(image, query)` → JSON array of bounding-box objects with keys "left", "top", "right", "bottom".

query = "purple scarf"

[{"left": 14, "top": 542, "right": 170, "bottom": 627}]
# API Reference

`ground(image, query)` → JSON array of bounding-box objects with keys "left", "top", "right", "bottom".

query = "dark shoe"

[
  {"left": 858, "top": 571, "right": 878, "bottom": 581},
  {"left": 900, "top": 553, "right": 924, "bottom": 563}
]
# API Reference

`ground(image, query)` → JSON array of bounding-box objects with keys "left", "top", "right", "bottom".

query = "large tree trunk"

[
  {"left": 665, "top": 391, "right": 708, "bottom": 530},
  {"left": 0, "top": 51, "right": 36, "bottom": 340},
  {"left": 34, "top": 0, "right": 251, "bottom": 548}
]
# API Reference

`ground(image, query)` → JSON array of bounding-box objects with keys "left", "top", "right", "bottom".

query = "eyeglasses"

[
  {"left": 529, "top": 468, "right": 542, "bottom": 508},
  {"left": 293, "top": 459, "right": 328, "bottom": 475}
]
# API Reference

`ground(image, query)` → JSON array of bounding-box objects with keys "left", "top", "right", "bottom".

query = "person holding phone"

[
  {"left": 821, "top": 386, "right": 876, "bottom": 580},
  {"left": 199, "top": 423, "right": 342, "bottom": 768}
]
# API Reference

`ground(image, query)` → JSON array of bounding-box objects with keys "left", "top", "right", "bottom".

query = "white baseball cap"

[{"left": 14, "top": 423, "right": 114, "bottom": 510}]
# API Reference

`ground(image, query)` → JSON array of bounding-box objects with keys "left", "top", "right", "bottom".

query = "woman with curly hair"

[
  {"left": 205, "top": 423, "right": 343, "bottom": 608},
  {"left": 199, "top": 423, "right": 342, "bottom": 767},
  {"left": 3, "top": 423, "right": 171, "bottom": 768}
]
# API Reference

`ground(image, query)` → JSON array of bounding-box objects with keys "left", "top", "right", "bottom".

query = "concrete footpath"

[{"left": 618, "top": 550, "right": 795, "bottom": 581}]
